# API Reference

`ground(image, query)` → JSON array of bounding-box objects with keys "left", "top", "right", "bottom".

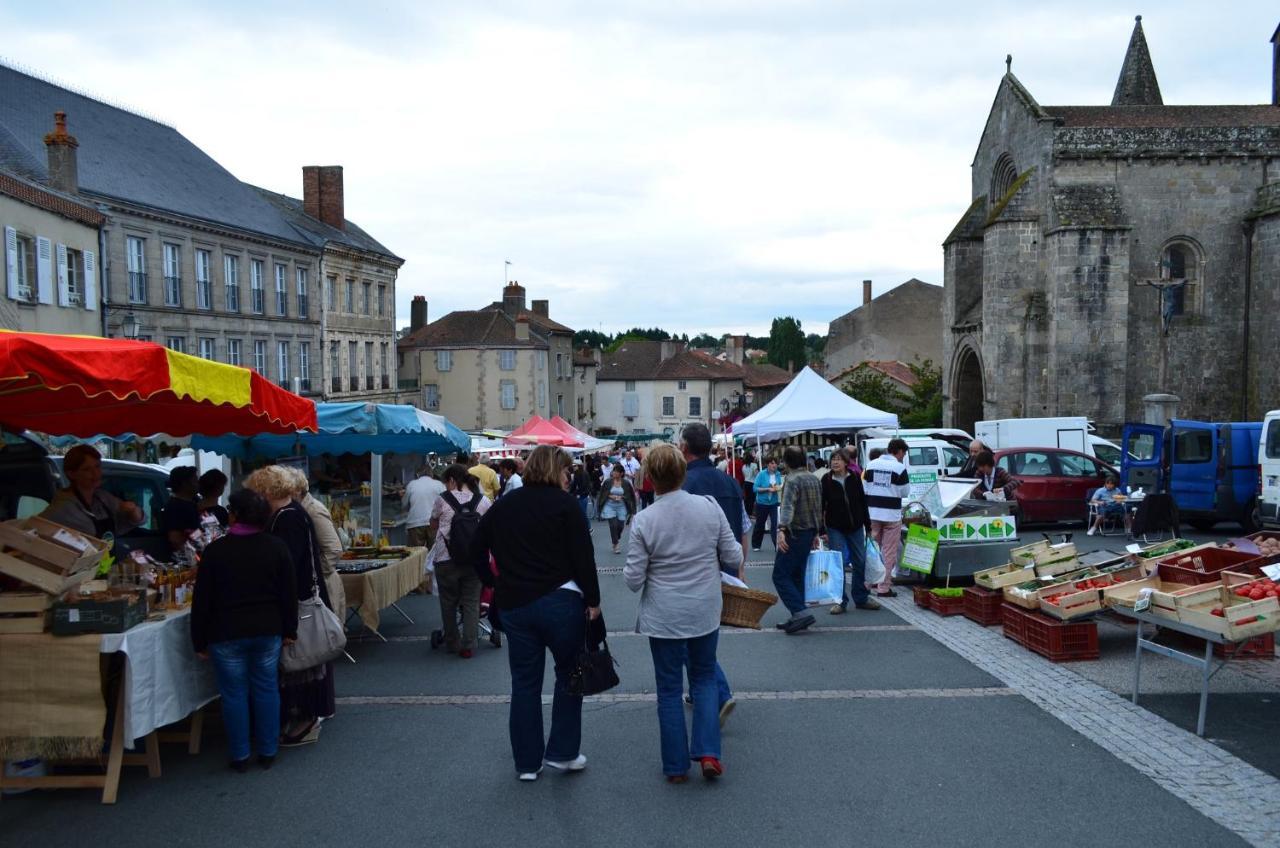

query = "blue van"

[{"left": 1120, "top": 420, "right": 1262, "bottom": 532}]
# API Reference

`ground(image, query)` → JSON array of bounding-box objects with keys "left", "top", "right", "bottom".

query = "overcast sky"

[{"left": 5, "top": 2, "right": 1277, "bottom": 337}]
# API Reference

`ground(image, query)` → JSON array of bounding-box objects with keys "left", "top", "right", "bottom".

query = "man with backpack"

[{"left": 428, "top": 464, "right": 493, "bottom": 658}]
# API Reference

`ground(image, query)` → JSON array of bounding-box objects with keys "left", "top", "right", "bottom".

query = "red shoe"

[
  {"left": 699, "top": 757, "right": 723, "bottom": 779},
  {"left": 459, "top": 649, "right": 473, "bottom": 659}
]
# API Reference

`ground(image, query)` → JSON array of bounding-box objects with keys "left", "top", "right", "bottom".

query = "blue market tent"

[{"left": 192, "top": 402, "right": 469, "bottom": 459}]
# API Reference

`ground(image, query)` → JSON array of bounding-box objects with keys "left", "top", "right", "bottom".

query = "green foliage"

[
  {"left": 841, "top": 369, "right": 904, "bottom": 414},
  {"left": 619, "top": 327, "right": 671, "bottom": 341},
  {"left": 573, "top": 329, "right": 611, "bottom": 349},
  {"left": 688, "top": 332, "right": 720, "bottom": 348},
  {"left": 767, "top": 317, "right": 806, "bottom": 371},
  {"left": 605, "top": 333, "right": 648, "bottom": 354},
  {"left": 899, "top": 359, "right": 943, "bottom": 428}
]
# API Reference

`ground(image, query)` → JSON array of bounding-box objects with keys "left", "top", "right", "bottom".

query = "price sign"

[{"left": 900, "top": 524, "right": 941, "bottom": 575}]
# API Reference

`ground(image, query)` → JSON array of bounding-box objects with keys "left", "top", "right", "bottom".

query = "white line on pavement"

[
  {"left": 347, "top": 624, "right": 919, "bottom": 643},
  {"left": 336, "top": 686, "right": 1017, "bottom": 707}
]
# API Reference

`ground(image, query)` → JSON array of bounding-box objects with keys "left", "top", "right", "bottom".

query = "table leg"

[
  {"left": 390, "top": 602, "right": 415, "bottom": 625},
  {"left": 188, "top": 707, "right": 205, "bottom": 755},
  {"left": 102, "top": 682, "right": 128, "bottom": 804},
  {"left": 142, "top": 731, "right": 162, "bottom": 778},
  {"left": 1196, "top": 637, "right": 1213, "bottom": 737},
  {"left": 1132, "top": 620, "right": 1144, "bottom": 706}
]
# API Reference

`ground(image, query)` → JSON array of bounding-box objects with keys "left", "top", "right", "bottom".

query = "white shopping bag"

[
  {"left": 804, "top": 549, "right": 844, "bottom": 605},
  {"left": 864, "top": 538, "right": 887, "bottom": 587}
]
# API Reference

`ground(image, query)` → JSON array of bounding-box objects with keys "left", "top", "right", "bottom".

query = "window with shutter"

[
  {"left": 55, "top": 243, "right": 69, "bottom": 306},
  {"left": 65, "top": 247, "right": 83, "bottom": 306},
  {"left": 82, "top": 250, "right": 96, "bottom": 310},
  {"left": 35, "top": 236, "right": 53, "bottom": 305}
]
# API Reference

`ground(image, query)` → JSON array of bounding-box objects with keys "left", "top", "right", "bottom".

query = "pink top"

[{"left": 428, "top": 489, "right": 492, "bottom": 563}]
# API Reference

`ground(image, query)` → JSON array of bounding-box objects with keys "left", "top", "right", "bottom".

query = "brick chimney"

[
  {"left": 514, "top": 315, "right": 530, "bottom": 341},
  {"left": 531, "top": 299, "right": 549, "bottom": 318},
  {"left": 43, "top": 112, "right": 79, "bottom": 195},
  {"left": 862, "top": 279, "right": 873, "bottom": 306},
  {"left": 726, "top": 334, "right": 746, "bottom": 366},
  {"left": 659, "top": 339, "right": 682, "bottom": 361},
  {"left": 302, "top": 165, "right": 345, "bottom": 230},
  {"left": 502, "top": 282, "right": 527, "bottom": 316},
  {"left": 410, "top": 295, "right": 428, "bottom": 332}
]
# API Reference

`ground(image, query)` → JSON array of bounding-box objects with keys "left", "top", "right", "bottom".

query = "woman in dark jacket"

[
  {"left": 470, "top": 445, "right": 602, "bottom": 781},
  {"left": 245, "top": 465, "right": 334, "bottom": 747},
  {"left": 820, "top": 448, "right": 876, "bottom": 615},
  {"left": 191, "top": 489, "right": 297, "bottom": 771},
  {"left": 595, "top": 463, "right": 637, "bottom": 554}
]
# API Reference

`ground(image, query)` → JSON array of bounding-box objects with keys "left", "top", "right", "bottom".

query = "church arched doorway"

[{"left": 953, "top": 348, "right": 985, "bottom": 435}]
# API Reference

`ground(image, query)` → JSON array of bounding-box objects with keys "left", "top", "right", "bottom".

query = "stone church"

[{"left": 942, "top": 17, "right": 1280, "bottom": 435}]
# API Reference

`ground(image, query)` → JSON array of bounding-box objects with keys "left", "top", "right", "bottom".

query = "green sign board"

[
  {"left": 900, "top": 523, "right": 941, "bottom": 574},
  {"left": 936, "top": 516, "right": 1017, "bottom": 541}
]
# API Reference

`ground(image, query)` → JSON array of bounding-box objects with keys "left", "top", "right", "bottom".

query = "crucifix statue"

[{"left": 1135, "top": 277, "right": 1185, "bottom": 336}]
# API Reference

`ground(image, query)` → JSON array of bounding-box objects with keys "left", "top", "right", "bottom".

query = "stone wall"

[
  {"left": 1248, "top": 209, "right": 1280, "bottom": 417},
  {"left": 824, "top": 280, "right": 944, "bottom": 380},
  {"left": 981, "top": 219, "right": 1044, "bottom": 419}
]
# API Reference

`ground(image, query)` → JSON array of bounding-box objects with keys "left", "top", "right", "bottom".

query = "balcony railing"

[
  {"left": 297, "top": 295, "right": 308, "bottom": 318},
  {"left": 164, "top": 275, "right": 181, "bottom": 307},
  {"left": 381, "top": 375, "right": 390, "bottom": 390},
  {"left": 398, "top": 378, "right": 418, "bottom": 390},
  {"left": 128, "top": 271, "right": 148, "bottom": 304},
  {"left": 251, "top": 290, "right": 265, "bottom": 314},
  {"left": 331, "top": 377, "right": 341, "bottom": 393},
  {"left": 225, "top": 285, "right": 240, "bottom": 312},
  {"left": 349, "top": 376, "right": 359, "bottom": 392}
]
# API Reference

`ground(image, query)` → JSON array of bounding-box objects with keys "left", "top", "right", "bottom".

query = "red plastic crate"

[
  {"left": 929, "top": 593, "right": 965, "bottom": 616},
  {"left": 1213, "top": 632, "right": 1276, "bottom": 660},
  {"left": 1003, "top": 604, "right": 1099, "bottom": 662},
  {"left": 963, "top": 585, "right": 1003, "bottom": 626},
  {"left": 1001, "top": 603, "right": 1026, "bottom": 644},
  {"left": 913, "top": 585, "right": 932, "bottom": 609},
  {"left": 1156, "top": 547, "right": 1259, "bottom": 584}
]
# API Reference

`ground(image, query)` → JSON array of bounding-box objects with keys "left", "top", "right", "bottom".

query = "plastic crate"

[
  {"left": 1155, "top": 547, "right": 1258, "bottom": 584},
  {"left": 929, "top": 592, "right": 965, "bottom": 616},
  {"left": 1001, "top": 603, "right": 1027, "bottom": 644},
  {"left": 1003, "top": 603, "right": 1099, "bottom": 662},
  {"left": 963, "top": 585, "right": 1004, "bottom": 626},
  {"left": 913, "top": 585, "right": 932, "bottom": 609},
  {"left": 1213, "top": 633, "right": 1276, "bottom": 660}
]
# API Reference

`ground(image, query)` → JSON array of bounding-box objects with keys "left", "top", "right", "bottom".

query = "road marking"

[
  {"left": 336, "top": 686, "right": 1015, "bottom": 707},
  {"left": 348, "top": 624, "right": 918, "bottom": 643},
  {"left": 879, "top": 594, "right": 1280, "bottom": 848}
]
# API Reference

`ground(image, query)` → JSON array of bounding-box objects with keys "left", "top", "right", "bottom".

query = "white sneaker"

[
  {"left": 1087, "top": 526, "right": 1096, "bottom": 536},
  {"left": 518, "top": 767, "right": 543, "bottom": 781},
  {"left": 544, "top": 754, "right": 587, "bottom": 772}
]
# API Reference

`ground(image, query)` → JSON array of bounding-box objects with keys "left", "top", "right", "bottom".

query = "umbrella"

[
  {"left": 0, "top": 330, "right": 316, "bottom": 438},
  {"left": 192, "top": 402, "right": 471, "bottom": 459}
]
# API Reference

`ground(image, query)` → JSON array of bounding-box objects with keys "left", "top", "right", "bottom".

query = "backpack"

[{"left": 441, "top": 490, "right": 481, "bottom": 563}]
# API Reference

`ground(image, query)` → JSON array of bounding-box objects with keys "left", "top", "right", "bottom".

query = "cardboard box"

[{"left": 51, "top": 590, "right": 148, "bottom": 636}]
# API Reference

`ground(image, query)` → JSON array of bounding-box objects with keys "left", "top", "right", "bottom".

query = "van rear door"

[
  {"left": 1261, "top": 413, "right": 1280, "bottom": 528},
  {"left": 1169, "top": 420, "right": 1217, "bottom": 514},
  {"left": 1121, "top": 423, "right": 1164, "bottom": 492}
]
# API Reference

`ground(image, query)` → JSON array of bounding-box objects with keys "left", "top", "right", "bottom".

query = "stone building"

[
  {"left": 572, "top": 347, "right": 600, "bottom": 431},
  {"left": 942, "top": 18, "right": 1280, "bottom": 434},
  {"left": 1, "top": 152, "right": 105, "bottom": 336},
  {"left": 396, "top": 283, "right": 578, "bottom": 431},
  {"left": 824, "top": 279, "right": 943, "bottom": 380},
  {"left": 595, "top": 340, "right": 748, "bottom": 437}
]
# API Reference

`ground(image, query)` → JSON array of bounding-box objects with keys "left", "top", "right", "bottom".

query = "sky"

[{"left": 3, "top": 2, "right": 1277, "bottom": 338}]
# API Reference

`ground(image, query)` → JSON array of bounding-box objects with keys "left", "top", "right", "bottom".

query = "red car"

[{"left": 992, "top": 447, "right": 1118, "bottom": 525}]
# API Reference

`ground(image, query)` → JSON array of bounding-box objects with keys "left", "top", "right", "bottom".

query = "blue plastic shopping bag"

[{"left": 804, "top": 548, "right": 845, "bottom": 605}]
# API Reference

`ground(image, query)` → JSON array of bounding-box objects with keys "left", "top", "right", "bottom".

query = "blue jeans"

[
  {"left": 828, "top": 526, "right": 868, "bottom": 607},
  {"left": 502, "top": 589, "right": 586, "bottom": 773},
  {"left": 650, "top": 631, "right": 720, "bottom": 775},
  {"left": 209, "top": 636, "right": 282, "bottom": 761},
  {"left": 772, "top": 528, "right": 816, "bottom": 615}
]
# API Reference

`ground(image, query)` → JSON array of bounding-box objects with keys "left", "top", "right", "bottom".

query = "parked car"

[
  {"left": 992, "top": 447, "right": 1116, "bottom": 525},
  {"left": 1121, "top": 419, "right": 1262, "bottom": 532}
]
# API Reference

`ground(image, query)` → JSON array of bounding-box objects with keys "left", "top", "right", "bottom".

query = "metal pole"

[{"left": 370, "top": 453, "right": 383, "bottom": 541}]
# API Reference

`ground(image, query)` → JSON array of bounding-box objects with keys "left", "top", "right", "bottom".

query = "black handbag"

[{"left": 568, "top": 615, "right": 619, "bottom": 696}]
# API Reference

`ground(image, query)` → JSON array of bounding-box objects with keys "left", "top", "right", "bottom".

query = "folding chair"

[
  {"left": 1131, "top": 493, "right": 1179, "bottom": 544},
  {"left": 1088, "top": 501, "right": 1126, "bottom": 536}
]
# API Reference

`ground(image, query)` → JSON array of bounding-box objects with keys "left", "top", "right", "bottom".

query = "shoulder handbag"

[
  {"left": 280, "top": 508, "right": 348, "bottom": 672},
  {"left": 568, "top": 614, "right": 620, "bottom": 697}
]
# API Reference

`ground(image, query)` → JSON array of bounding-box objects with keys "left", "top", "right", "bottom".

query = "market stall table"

[
  {"left": 340, "top": 547, "right": 428, "bottom": 639},
  {"left": 0, "top": 608, "right": 217, "bottom": 803}
]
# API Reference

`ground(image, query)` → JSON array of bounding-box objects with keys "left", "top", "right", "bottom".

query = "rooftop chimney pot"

[
  {"left": 862, "top": 279, "right": 873, "bottom": 306},
  {"left": 410, "top": 295, "right": 428, "bottom": 332},
  {"left": 301, "top": 165, "right": 345, "bottom": 230},
  {"left": 43, "top": 111, "right": 79, "bottom": 195}
]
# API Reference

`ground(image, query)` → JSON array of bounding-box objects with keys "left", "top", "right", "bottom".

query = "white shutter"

[
  {"left": 56, "top": 243, "right": 69, "bottom": 307},
  {"left": 83, "top": 250, "right": 96, "bottom": 310},
  {"left": 4, "top": 227, "right": 17, "bottom": 300},
  {"left": 35, "top": 236, "right": 53, "bottom": 305}
]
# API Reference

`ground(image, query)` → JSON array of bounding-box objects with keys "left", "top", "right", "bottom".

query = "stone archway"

[{"left": 952, "top": 347, "right": 985, "bottom": 434}]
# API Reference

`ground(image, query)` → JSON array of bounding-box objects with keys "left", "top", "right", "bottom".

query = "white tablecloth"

[{"left": 100, "top": 610, "right": 218, "bottom": 748}]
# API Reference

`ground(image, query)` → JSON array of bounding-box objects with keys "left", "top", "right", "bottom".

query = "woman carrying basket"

[{"left": 624, "top": 444, "right": 741, "bottom": 783}]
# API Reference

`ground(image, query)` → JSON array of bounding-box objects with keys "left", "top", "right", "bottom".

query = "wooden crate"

[
  {"left": 1039, "top": 584, "right": 1103, "bottom": 620},
  {"left": 1010, "top": 541, "right": 1051, "bottom": 567},
  {"left": 0, "top": 517, "right": 108, "bottom": 594},
  {"left": 1177, "top": 584, "right": 1280, "bottom": 642},
  {"left": 0, "top": 550, "right": 99, "bottom": 595},
  {"left": 973, "top": 561, "right": 1036, "bottom": 590},
  {"left": 1100, "top": 577, "right": 1196, "bottom": 618},
  {"left": 0, "top": 591, "right": 53, "bottom": 633}
]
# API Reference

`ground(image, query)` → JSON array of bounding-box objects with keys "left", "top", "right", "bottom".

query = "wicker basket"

[{"left": 721, "top": 583, "right": 778, "bottom": 629}]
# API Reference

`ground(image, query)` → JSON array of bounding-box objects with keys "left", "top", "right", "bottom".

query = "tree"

[
  {"left": 688, "top": 332, "right": 719, "bottom": 348},
  {"left": 899, "top": 359, "right": 943, "bottom": 428},
  {"left": 573, "top": 329, "right": 611, "bottom": 349},
  {"left": 841, "top": 368, "right": 905, "bottom": 414},
  {"left": 767, "top": 317, "right": 806, "bottom": 371},
  {"left": 605, "top": 332, "right": 649, "bottom": 354},
  {"left": 805, "top": 333, "right": 827, "bottom": 365}
]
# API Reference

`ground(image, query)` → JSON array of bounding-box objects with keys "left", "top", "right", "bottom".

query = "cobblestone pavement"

[{"left": 880, "top": 593, "right": 1280, "bottom": 848}]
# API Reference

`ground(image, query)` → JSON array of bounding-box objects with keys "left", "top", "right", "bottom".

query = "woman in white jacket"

[{"left": 624, "top": 444, "right": 741, "bottom": 783}]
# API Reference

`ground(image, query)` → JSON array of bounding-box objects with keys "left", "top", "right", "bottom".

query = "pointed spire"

[{"left": 1112, "top": 15, "right": 1163, "bottom": 106}]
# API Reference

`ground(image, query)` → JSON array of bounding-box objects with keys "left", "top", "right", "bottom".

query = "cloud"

[{"left": 3, "top": 1, "right": 1276, "bottom": 338}]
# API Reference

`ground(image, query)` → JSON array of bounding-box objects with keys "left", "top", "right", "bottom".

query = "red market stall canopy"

[
  {"left": 0, "top": 330, "right": 317, "bottom": 438},
  {"left": 505, "top": 415, "right": 583, "bottom": 447}
]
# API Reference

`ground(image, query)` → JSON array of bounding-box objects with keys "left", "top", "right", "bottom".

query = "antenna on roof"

[{"left": 0, "top": 56, "right": 175, "bottom": 129}]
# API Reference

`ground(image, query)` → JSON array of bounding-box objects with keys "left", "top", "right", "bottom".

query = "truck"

[
  {"left": 1260, "top": 410, "right": 1280, "bottom": 529},
  {"left": 974, "top": 417, "right": 1098, "bottom": 458},
  {"left": 1120, "top": 419, "right": 1263, "bottom": 532}
]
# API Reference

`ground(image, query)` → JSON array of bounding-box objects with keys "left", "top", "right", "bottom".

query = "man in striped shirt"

[{"left": 862, "top": 439, "right": 910, "bottom": 597}]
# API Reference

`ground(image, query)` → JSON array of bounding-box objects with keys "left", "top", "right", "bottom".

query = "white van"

[
  {"left": 1088, "top": 435, "right": 1123, "bottom": 468},
  {"left": 1261, "top": 409, "right": 1280, "bottom": 529},
  {"left": 975, "top": 417, "right": 1095, "bottom": 457},
  {"left": 857, "top": 437, "right": 967, "bottom": 478}
]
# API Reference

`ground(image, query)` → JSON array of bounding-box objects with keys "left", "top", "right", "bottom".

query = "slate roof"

[
  {"left": 523, "top": 312, "right": 574, "bottom": 335},
  {"left": 944, "top": 195, "right": 988, "bottom": 245},
  {"left": 251, "top": 186, "right": 400, "bottom": 261},
  {"left": 1111, "top": 16, "right": 1162, "bottom": 106},
  {"left": 742, "top": 362, "right": 792, "bottom": 389},
  {"left": 0, "top": 169, "right": 105, "bottom": 228},
  {"left": 1045, "top": 105, "right": 1280, "bottom": 128},
  {"left": 397, "top": 307, "right": 547, "bottom": 349},
  {"left": 598, "top": 340, "right": 744, "bottom": 382},
  {"left": 0, "top": 63, "right": 306, "bottom": 244},
  {"left": 1050, "top": 184, "right": 1129, "bottom": 230},
  {"left": 829, "top": 278, "right": 941, "bottom": 325}
]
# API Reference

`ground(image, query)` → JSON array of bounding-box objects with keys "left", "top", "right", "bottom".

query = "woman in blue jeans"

[
  {"left": 470, "top": 446, "right": 602, "bottom": 781},
  {"left": 625, "top": 444, "right": 742, "bottom": 782},
  {"left": 191, "top": 489, "right": 298, "bottom": 771},
  {"left": 819, "top": 449, "right": 877, "bottom": 614}
]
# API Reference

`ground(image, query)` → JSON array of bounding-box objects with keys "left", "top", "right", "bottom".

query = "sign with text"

[
  {"left": 900, "top": 524, "right": 941, "bottom": 574},
  {"left": 936, "top": 515, "right": 1017, "bottom": 542}
]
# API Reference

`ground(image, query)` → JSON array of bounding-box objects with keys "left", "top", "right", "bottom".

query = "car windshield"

[{"left": 1092, "top": 444, "right": 1120, "bottom": 466}]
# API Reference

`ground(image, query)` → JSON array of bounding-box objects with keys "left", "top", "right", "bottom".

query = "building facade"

[
  {"left": 397, "top": 283, "right": 578, "bottom": 431},
  {"left": 942, "top": 18, "right": 1280, "bottom": 434},
  {"left": 824, "top": 279, "right": 943, "bottom": 381},
  {"left": 595, "top": 340, "right": 746, "bottom": 437}
]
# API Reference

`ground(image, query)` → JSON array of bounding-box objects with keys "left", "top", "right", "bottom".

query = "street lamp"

[{"left": 121, "top": 310, "right": 140, "bottom": 340}]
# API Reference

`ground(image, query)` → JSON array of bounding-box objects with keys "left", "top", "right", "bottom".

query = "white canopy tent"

[{"left": 730, "top": 366, "right": 898, "bottom": 442}]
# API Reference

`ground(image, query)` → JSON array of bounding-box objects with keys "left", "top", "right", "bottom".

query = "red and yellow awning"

[{"left": 0, "top": 330, "right": 317, "bottom": 438}]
